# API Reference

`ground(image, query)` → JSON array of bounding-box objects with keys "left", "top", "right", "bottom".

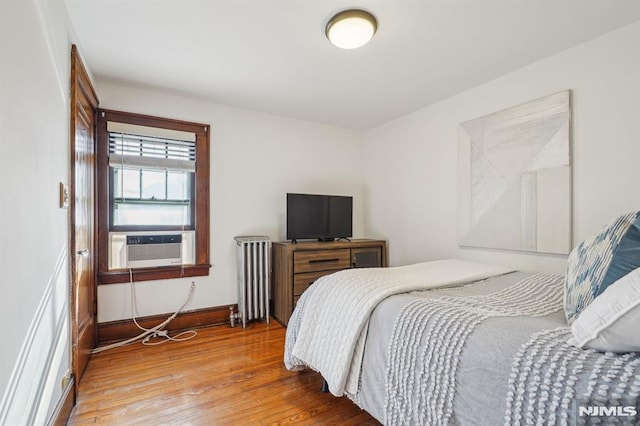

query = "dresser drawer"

[
  {"left": 293, "top": 270, "right": 335, "bottom": 296},
  {"left": 293, "top": 249, "right": 351, "bottom": 273},
  {"left": 272, "top": 239, "right": 387, "bottom": 326}
]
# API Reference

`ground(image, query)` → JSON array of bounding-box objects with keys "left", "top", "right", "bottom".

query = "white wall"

[
  {"left": 0, "top": 0, "right": 78, "bottom": 422},
  {"left": 96, "top": 82, "right": 364, "bottom": 322},
  {"left": 363, "top": 22, "right": 640, "bottom": 275}
]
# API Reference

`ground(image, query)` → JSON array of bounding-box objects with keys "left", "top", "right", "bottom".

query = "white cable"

[
  {"left": 130, "top": 268, "right": 154, "bottom": 333},
  {"left": 92, "top": 278, "right": 197, "bottom": 354},
  {"left": 140, "top": 278, "right": 197, "bottom": 346},
  {"left": 142, "top": 329, "right": 198, "bottom": 346}
]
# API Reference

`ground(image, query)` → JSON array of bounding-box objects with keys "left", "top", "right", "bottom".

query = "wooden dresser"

[{"left": 271, "top": 239, "right": 387, "bottom": 326}]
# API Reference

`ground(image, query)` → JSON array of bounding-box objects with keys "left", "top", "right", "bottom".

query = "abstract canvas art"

[{"left": 457, "top": 91, "right": 571, "bottom": 254}]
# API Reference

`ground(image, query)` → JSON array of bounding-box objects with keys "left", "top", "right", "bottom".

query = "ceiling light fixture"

[{"left": 325, "top": 9, "right": 378, "bottom": 50}]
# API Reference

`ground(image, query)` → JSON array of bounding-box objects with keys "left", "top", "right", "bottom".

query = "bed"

[{"left": 284, "top": 258, "right": 640, "bottom": 425}]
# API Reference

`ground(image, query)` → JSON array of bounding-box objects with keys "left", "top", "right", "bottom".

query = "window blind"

[{"left": 107, "top": 121, "right": 196, "bottom": 172}]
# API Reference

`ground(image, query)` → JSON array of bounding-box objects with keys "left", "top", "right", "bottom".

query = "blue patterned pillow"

[{"left": 564, "top": 211, "right": 640, "bottom": 324}]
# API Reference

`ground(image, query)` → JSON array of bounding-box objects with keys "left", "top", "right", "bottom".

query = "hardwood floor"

[{"left": 68, "top": 320, "right": 380, "bottom": 425}]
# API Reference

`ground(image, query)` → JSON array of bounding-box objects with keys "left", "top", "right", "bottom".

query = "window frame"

[{"left": 97, "top": 109, "right": 210, "bottom": 284}]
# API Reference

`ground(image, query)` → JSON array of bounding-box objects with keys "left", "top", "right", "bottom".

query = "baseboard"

[
  {"left": 97, "top": 304, "right": 237, "bottom": 344},
  {"left": 47, "top": 376, "right": 74, "bottom": 426}
]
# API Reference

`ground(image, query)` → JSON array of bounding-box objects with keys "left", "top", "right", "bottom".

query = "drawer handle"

[{"left": 309, "top": 258, "right": 340, "bottom": 263}]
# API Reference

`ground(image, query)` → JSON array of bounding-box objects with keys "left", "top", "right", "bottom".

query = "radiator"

[{"left": 234, "top": 236, "right": 271, "bottom": 328}]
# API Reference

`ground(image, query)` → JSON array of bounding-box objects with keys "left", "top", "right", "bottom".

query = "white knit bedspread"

[{"left": 285, "top": 259, "right": 514, "bottom": 396}]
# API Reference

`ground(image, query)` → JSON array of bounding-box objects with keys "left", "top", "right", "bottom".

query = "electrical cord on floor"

[
  {"left": 141, "top": 328, "right": 197, "bottom": 346},
  {"left": 91, "top": 271, "right": 197, "bottom": 354},
  {"left": 129, "top": 269, "right": 197, "bottom": 345}
]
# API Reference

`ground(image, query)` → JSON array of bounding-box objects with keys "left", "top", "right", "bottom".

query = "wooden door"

[{"left": 70, "top": 45, "right": 98, "bottom": 388}]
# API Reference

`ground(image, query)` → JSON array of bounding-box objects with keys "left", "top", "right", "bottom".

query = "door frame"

[{"left": 69, "top": 44, "right": 99, "bottom": 397}]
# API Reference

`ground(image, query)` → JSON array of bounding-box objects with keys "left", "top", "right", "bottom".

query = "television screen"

[{"left": 286, "top": 193, "right": 353, "bottom": 241}]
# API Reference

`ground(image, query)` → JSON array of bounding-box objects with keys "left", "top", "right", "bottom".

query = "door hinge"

[{"left": 93, "top": 300, "right": 98, "bottom": 316}]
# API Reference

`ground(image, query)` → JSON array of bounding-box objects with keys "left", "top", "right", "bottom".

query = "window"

[
  {"left": 108, "top": 127, "right": 195, "bottom": 231},
  {"left": 97, "top": 110, "right": 210, "bottom": 284}
]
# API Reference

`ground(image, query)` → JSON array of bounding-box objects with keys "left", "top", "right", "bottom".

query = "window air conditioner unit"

[{"left": 126, "top": 234, "right": 183, "bottom": 268}]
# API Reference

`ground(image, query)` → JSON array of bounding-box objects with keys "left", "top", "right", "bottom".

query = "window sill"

[{"left": 98, "top": 264, "right": 211, "bottom": 285}]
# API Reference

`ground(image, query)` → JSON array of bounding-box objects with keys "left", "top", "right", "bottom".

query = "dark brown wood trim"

[
  {"left": 98, "top": 264, "right": 211, "bottom": 285},
  {"left": 48, "top": 376, "right": 75, "bottom": 426},
  {"left": 97, "top": 304, "right": 237, "bottom": 344},
  {"left": 98, "top": 108, "right": 208, "bottom": 133},
  {"left": 195, "top": 127, "right": 210, "bottom": 266},
  {"left": 71, "top": 46, "right": 98, "bottom": 108},
  {"left": 96, "top": 109, "right": 109, "bottom": 278},
  {"left": 96, "top": 109, "right": 210, "bottom": 284},
  {"left": 70, "top": 43, "right": 99, "bottom": 405}
]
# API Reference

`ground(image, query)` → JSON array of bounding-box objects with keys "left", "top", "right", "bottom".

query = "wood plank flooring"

[{"left": 68, "top": 320, "right": 380, "bottom": 425}]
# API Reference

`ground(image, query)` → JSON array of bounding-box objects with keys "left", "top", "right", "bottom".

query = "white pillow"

[{"left": 568, "top": 267, "right": 640, "bottom": 353}]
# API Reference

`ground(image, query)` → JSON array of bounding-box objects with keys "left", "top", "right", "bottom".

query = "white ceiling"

[{"left": 65, "top": 1, "right": 640, "bottom": 130}]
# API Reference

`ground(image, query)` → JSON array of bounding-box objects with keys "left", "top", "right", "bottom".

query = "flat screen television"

[{"left": 286, "top": 193, "right": 353, "bottom": 242}]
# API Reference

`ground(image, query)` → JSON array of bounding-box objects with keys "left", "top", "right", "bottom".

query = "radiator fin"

[{"left": 235, "top": 236, "right": 271, "bottom": 328}]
